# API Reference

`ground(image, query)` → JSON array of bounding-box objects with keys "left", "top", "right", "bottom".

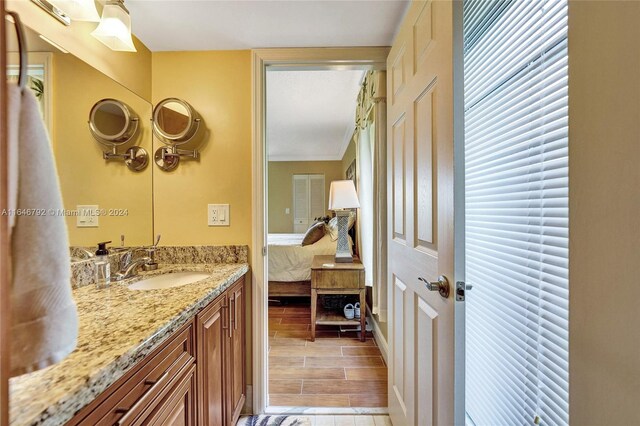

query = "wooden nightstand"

[{"left": 310, "top": 255, "right": 366, "bottom": 342}]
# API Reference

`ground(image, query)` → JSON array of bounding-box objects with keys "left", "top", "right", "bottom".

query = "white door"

[
  {"left": 293, "top": 174, "right": 324, "bottom": 233},
  {"left": 387, "top": 1, "right": 456, "bottom": 425},
  {"left": 308, "top": 174, "right": 325, "bottom": 220},
  {"left": 293, "top": 174, "right": 310, "bottom": 233}
]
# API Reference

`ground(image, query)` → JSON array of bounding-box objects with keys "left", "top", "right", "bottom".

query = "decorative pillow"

[
  {"left": 301, "top": 222, "right": 326, "bottom": 246},
  {"left": 327, "top": 212, "right": 356, "bottom": 241}
]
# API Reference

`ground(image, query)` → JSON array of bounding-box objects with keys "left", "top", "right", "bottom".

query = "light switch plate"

[
  {"left": 77, "top": 205, "right": 99, "bottom": 228},
  {"left": 208, "top": 204, "right": 230, "bottom": 226}
]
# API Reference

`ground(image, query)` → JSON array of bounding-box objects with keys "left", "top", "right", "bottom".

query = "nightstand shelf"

[
  {"left": 310, "top": 255, "right": 366, "bottom": 341},
  {"left": 315, "top": 304, "right": 361, "bottom": 326}
]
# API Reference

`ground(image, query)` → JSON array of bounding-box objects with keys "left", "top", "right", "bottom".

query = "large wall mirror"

[{"left": 7, "top": 23, "right": 154, "bottom": 251}]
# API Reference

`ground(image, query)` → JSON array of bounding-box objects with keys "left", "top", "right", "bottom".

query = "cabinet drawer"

[
  {"left": 73, "top": 322, "right": 195, "bottom": 426},
  {"left": 312, "top": 269, "right": 364, "bottom": 289}
]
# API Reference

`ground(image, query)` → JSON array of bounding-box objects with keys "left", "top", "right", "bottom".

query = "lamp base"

[
  {"left": 334, "top": 252, "right": 353, "bottom": 263},
  {"left": 334, "top": 210, "right": 353, "bottom": 263}
]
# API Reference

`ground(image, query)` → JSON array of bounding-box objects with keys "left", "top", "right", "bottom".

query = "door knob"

[{"left": 419, "top": 275, "right": 450, "bottom": 298}]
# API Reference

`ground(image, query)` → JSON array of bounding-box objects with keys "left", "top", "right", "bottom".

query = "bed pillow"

[
  {"left": 327, "top": 212, "right": 356, "bottom": 241},
  {"left": 302, "top": 222, "right": 326, "bottom": 246}
]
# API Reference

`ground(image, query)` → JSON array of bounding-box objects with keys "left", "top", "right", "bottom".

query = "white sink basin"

[{"left": 128, "top": 271, "right": 211, "bottom": 291}]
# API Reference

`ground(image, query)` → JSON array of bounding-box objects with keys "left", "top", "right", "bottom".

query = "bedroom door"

[{"left": 387, "top": 1, "right": 457, "bottom": 425}]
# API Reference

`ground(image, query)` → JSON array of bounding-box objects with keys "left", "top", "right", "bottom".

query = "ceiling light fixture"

[
  {"left": 91, "top": 0, "right": 136, "bottom": 52},
  {"left": 30, "top": 0, "right": 71, "bottom": 26},
  {"left": 48, "top": 0, "right": 100, "bottom": 21}
]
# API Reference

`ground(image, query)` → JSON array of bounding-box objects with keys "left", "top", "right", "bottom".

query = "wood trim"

[
  {"left": 227, "top": 278, "right": 246, "bottom": 425},
  {"left": 268, "top": 281, "right": 311, "bottom": 297},
  {"left": 252, "top": 47, "right": 389, "bottom": 414},
  {"left": 0, "top": 0, "right": 10, "bottom": 423}
]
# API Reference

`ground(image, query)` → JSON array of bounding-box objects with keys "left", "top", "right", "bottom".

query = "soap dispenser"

[{"left": 95, "top": 241, "right": 111, "bottom": 288}]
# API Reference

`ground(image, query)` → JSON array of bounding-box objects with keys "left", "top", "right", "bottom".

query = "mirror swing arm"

[{"left": 155, "top": 117, "right": 201, "bottom": 161}]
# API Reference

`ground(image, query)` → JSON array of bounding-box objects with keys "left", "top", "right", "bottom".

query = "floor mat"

[{"left": 237, "top": 415, "right": 312, "bottom": 426}]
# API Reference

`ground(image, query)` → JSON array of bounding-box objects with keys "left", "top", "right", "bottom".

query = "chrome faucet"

[
  {"left": 74, "top": 247, "right": 95, "bottom": 259},
  {"left": 114, "top": 256, "right": 152, "bottom": 281},
  {"left": 114, "top": 235, "right": 161, "bottom": 281}
]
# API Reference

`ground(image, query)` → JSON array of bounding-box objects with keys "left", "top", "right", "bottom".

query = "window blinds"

[{"left": 463, "top": 0, "right": 569, "bottom": 425}]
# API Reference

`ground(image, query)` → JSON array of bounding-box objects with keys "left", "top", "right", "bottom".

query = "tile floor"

[
  {"left": 237, "top": 414, "right": 392, "bottom": 426},
  {"left": 268, "top": 301, "right": 387, "bottom": 408}
]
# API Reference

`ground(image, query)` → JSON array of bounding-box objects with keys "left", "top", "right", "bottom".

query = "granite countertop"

[{"left": 9, "top": 262, "right": 249, "bottom": 426}]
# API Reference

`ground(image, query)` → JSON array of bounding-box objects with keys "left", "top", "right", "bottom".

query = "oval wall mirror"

[
  {"left": 89, "top": 98, "right": 139, "bottom": 145},
  {"left": 152, "top": 98, "right": 201, "bottom": 145}
]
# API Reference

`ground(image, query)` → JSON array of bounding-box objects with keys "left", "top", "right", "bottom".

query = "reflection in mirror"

[
  {"left": 7, "top": 23, "right": 154, "bottom": 252},
  {"left": 89, "top": 99, "right": 135, "bottom": 143},
  {"left": 89, "top": 98, "right": 149, "bottom": 172}
]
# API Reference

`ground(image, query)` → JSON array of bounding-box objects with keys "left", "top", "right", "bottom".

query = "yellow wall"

[
  {"left": 53, "top": 53, "right": 153, "bottom": 247},
  {"left": 152, "top": 51, "right": 253, "bottom": 385},
  {"left": 568, "top": 1, "right": 640, "bottom": 424},
  {"left": 151, "top": 51, "right": 252, "bottom": 247},
  {"left": 9, "top": 0, "right": 152, "bottom": 101},
  {"left": 268, "top": 161, "right": 343, "bottom": 233}
]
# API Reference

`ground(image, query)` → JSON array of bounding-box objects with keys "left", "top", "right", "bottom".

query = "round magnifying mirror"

[
  {"left": 89, "top": 99, "right": 138, "bottom": 145},
  {"left": 152, "top": 98, "right": 201, "bottom": 145}
]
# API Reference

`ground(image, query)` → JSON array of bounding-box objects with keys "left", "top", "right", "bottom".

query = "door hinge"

[
  {"left": 262, "top": 246, "right": 267, "bottom": 256},
  {"left": 456, "top": 281, "right": 472, "bottom": 301}
]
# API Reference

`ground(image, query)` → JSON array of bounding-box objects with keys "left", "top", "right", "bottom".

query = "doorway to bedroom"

[{"left": 265, "top": 66, "right": 388, "bottom": 411}]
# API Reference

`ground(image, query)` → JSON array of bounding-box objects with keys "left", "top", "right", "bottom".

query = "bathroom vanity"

[
  {"left": 69, "top": 276, "right": 245, "bottom": 426},
  {"left": 9, "top": 254, "right": 249, "bottom": 426}
]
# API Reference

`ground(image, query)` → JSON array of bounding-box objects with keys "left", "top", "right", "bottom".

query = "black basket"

[{"left": 320, "top": 295, "right": 346, "bottom": 310}]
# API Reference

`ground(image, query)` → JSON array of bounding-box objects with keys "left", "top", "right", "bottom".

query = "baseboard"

[{"left": 370, "top": 315, "right": 388, "bottom": 364}]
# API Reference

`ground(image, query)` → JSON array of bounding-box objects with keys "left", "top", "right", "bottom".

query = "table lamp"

[{"left": 328, "top": 180, "right": 360, "bottom": 263}]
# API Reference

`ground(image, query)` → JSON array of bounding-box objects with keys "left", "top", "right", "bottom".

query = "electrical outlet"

[
  {"left": 208, "top": 204, "right": 230, "bottom": 226},
  {"left": 77, "top": 205, "right": 99, "bottom": 228},
  {"left": 285, "top": 208, "right": 290, "bottom": 214}
]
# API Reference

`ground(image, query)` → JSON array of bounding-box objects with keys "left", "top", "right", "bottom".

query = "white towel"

[{"left": 8, "top": 84, "right": 78, "bottom": 377}]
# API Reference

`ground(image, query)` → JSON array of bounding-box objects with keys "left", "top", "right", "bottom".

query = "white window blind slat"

[{"left": 464, "top": 0, "right": 569, "bottom": 425}]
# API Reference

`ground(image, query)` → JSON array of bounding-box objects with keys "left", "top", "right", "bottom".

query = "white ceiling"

[
  {"left": 126, "top": 1, "right": 409, "bottom": 51},
  {"left": 266, "top": 70, "right": 364, "bottom": 161}
]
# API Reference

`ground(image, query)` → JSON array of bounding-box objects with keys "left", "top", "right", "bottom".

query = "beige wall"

[
  {"left": 151, "top": 51, "right": 252, "bottom": 247},
  {"left": 341, "top": 135, "right": 356, "bottom": 177},
  {"left": 9, "top": 0, "right": 152, "bottom": 101},
  {"left": 267, "top": 161, "right": 343, "bottom": 233},
  {"left": 568, "top": 1, "right": 640, "bottom": 425},
  {"left": 53, "top": 53, "right": 153, "bottom": 247}
]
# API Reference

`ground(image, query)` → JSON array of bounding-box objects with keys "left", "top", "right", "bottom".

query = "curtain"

[
  {"left": 357, "top": 123, "right": 374, "bottom": 287},
  {"left": 354, "top": 70, "right": 387, "bottom": 319}
]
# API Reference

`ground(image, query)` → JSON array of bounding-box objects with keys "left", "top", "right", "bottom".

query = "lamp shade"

[
  {"left": 328, "top": 180, "right": 360, "bottom": 210},
  {"left": 49, "top": 0, "right": 100, "bottom": 21},
  {"left": 91, "top": 1, "right": 136, "bottom": 52}
]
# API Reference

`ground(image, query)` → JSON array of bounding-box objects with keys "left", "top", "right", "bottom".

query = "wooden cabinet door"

[
  {"left": 196, "top": 297, "right": 227, "bottom": 426},
  {"left": 145, "top": 365, "right": 197, "bottom": 426},
  {"left": 226, "top": 279, "right": 246, "bottom": 426}
]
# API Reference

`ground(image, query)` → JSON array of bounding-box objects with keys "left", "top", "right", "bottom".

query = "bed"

[{"left": 267, "top": 233, "right": 347, "bottom": 297}]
